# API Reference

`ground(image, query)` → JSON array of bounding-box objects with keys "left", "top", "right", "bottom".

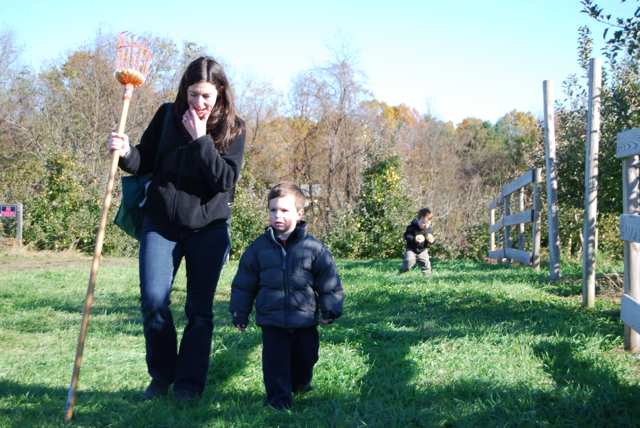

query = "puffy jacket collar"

[{"left": 266, "top": 220, "right": 308, "bottom": 245}]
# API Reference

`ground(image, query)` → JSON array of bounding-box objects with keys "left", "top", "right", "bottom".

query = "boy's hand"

[
  {"left": 319, "top": 318, "right": 333, "bottom": 326},
  {"left": 427, "top": 233, "right": 435, "bottom": 244},
  {"left": 234, "top": 324, "right": 247, "bottom": 332},
  {"left": 415, "top": 235, "right": 425, "bottom": 243}
]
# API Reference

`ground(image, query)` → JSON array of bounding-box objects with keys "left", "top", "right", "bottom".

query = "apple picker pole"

[{"left": 64, "top": 32, "right": 151, "bottom": 422}]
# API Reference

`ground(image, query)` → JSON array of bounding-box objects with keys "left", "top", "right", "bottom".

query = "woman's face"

[{"left": 187, "top": 82, "right": 218, "bottom": 120}]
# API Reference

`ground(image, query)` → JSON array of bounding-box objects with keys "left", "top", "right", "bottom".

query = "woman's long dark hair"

[{"left": 173, "top": 57, "right": 244, "bottom": 152}]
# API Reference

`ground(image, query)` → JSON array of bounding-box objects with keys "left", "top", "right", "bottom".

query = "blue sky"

[{"left": 2, "top": 0, "right": 636, "bottom": 124}]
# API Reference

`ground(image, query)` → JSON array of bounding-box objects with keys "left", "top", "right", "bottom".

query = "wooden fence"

[
  {"left": 617, "top": 129, "right": 640, "bottom": 352},
  {"left": 488, "top": 169, "right": 541, "bottom": 270}
]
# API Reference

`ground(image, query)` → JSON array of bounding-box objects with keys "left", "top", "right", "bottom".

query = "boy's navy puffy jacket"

[
  {"left": 404, "top": 219, "right": 433, "bottom": 254},
  {"left": 229, "top": 221, "right": 344, "bottom": 329}
]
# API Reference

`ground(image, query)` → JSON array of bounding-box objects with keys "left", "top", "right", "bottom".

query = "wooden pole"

[
  {"left": 583, "top": 58, "right": 602, "bottom": 308},
  {"left": 543, "top": 80, "right": 561, "bottom": 281},
  {"left": 504, "top": 195, "right": 511, "bottom": 266},
  {"left": 17, "top": 203, "right": 23, "bottom": 246},
  {"left": 64, "top": 92, "right": 132, "bottom": 423},
  {"left": 533, "top": 168, "right": 541, "bottom": 271},
  {"left": 623, "top": 155, "right": 640, "bottom": 351},
  {"left": 498, "top": 204, "right": 503, "bottom": 264},
  {"left": 518, "top": 188, "right": 525, "bottom": 265},
  {"left": 490, "top": 208, "right": 496, "bottom": 253}
]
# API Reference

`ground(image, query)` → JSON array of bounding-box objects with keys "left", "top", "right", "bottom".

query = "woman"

[{"left": 108, "top": 57, "right": 245, "bottom": 401}]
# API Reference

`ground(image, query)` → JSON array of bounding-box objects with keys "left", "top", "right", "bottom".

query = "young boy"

[
  {"left": 229, "top": 182, "right": 344, "bottom": 410},
  {"left": 399, "top": 207, "right": 435, "bottom": 276}
]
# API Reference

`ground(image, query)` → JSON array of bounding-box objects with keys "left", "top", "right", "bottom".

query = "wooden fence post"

[
  {"left": 17, "top": 203, "right": 23, "bottom": 245},
  {"left": 583, "top": 58, "right": 602, "bottom": 308},
  {"left": 504, "top": 194, "right": 511, "bottom": 266},
  {"left": 623, "top": 154, "right": 640, "bottom": 351},
  {"left": 498, "top": 203, "right": 503, "bottom": 264},
  {"left": 533, "top": 168, "right": 541, "bottom": 271},
  {"left": 518, "top": 188, "right": 525, "bottom": 264},
  {"left": 543, "top": 80, "right": 561, "bottom": 281},
  {"left": 490, "top": 208, "right": 496, "bottom": 254}
]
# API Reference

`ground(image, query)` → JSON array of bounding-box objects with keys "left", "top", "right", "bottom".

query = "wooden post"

[
  {"left": 543, "top": 80, "right": 561, "bottom": 281},
  {"left": 623, "top": 155, "right": 640, "bottom": 351},
  {"left": 17, "top": 203, "right": 23, "bottom": 245},
  {"left": 532, "top": 168, "right": 541, "bottom": 271},
  {"left": 518, "top": 188, "right": 525, "bottom": 265},
  {"left": 490, "top": 208, "right": 496, "bottom": 253},
  {"left": 583, "top": 58, "right": 602, "bottom": 308},
  {"left": 504, "top": 195, "right": 511, "bottom": 266},
  {"left": 498, "top": 203, "right": 503, "bottom": 264}
]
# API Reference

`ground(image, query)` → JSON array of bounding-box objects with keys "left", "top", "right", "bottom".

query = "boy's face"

[
  {"left": 418, "top": 217, "right": 432, "bottom": 230},
  {"left": 269, "top": 195, "right": 304, "bottom": 238}
]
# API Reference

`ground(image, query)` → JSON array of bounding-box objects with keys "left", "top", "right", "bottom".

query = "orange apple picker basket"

[{"left": 64, "top": 32, "right": 152, "bottom": 423}]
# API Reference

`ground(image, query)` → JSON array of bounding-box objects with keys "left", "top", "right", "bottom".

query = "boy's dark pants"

[{"left": 261, "top": 325, "right": 319, "bottom": 409}]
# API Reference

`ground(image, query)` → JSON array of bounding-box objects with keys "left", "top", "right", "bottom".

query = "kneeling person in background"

[{"left": 399, "top": 207, "right": 435, "bottom": 276}]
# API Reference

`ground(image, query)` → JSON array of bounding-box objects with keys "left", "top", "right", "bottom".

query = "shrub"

[
  {"left": 228, "top": 164, "right": 269, "bottom": 260},
  {"left": 22, "top": 155, "right": 101, "bottom": 252},
  {"left": 18, "top": 155, "right": 140, "bottom": 257},
  {"left": 321, "top": 200, "right": 364, "bottom": 259},
  {"left": 354, "top": 154, "right": 413, "bottom": 259},
  {"left": 457, "top": 222, "right": 490, "bottom": 262}
]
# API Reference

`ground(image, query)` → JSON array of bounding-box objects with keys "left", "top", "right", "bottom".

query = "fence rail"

[
  {"left": 616, "top": 128, "right": 640, "bottom": 352},
  {"left": 488, "top": 168, "right": 541, "bottom": 270}
]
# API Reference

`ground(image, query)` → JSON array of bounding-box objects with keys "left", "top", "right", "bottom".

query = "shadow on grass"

[
  {"left": 2, "top": 258, "right": 638, "bottom": 427},
  {"left": 0, "top": 378, "right": 270, "bottom": 428},
  {"left": 318, "top": 259, "right": 635, "bottom": 425}
]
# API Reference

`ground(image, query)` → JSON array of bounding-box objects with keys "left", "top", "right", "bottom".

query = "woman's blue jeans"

[{"left": 138, "top": 218, "right": 230, "bottom": 396}]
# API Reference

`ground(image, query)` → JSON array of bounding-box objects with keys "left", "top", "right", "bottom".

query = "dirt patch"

[
  {"left": 0, "top": 248, "right": 137, "bottom": 271},
  {"left": 596, "top": 272, "right": 625, "bottom": 303},
  {"left": 552, "top": 272, "right": 625, "bottom": 303}
]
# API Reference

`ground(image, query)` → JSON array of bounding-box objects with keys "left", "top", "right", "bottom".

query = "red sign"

[{"left": 1, "top": 205, "right": 17, "bottom": 217}]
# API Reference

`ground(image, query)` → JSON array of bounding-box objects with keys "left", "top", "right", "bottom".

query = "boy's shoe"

[
  {"left": 174, "top": 390, "right": 199, "bottom": 402},
  {"left": 265, "top": 404, "right": 285, "bottom": 412},
  {"left": 265, "top": 402, "right": 290, "bottom": 411},
  {"left": 143, "top": 379, "right": 171, "bottom": 400},
  {"left": 422, "top": 271, "right": 432, "bottom": 277},
  {"left": 294, "top": 384, "right": 312, "bottom": 395}
]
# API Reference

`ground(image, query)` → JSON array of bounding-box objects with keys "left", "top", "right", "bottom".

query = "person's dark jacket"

[
  {"left": 229, "top": 221, "right": 344, "bottom": 329},
  {"left": 119, "top": 103, "right": 246, "bottom": 232},
  {"left": 404, "top": 219, "right": 434, "bottom": 254}
]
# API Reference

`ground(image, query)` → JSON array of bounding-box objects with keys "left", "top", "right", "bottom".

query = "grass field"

[{"left": 1, "top": 252, "right": 639, "bottom": 427}]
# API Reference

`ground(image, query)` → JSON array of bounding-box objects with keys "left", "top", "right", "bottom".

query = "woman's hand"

[
  {"left": 108, "top": 132, "right": 130, "bottom": 158},
  {"left": 182, "top": 105, "right": 210, "bottom": 140}
]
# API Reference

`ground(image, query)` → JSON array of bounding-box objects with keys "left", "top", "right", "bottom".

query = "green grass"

[{"left": 1, "top": 256, "right": 639, "bottom": 427}]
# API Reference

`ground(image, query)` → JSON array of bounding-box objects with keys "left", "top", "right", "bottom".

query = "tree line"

[{"left": 0, "top": 14, "right": 634, "bottom": 261}]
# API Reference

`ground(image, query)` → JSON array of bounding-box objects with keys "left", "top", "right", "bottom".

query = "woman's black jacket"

[{"left": 119, "top": 103, "right": 246, "bottom": 232}]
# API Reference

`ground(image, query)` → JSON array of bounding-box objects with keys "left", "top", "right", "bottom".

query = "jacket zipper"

[
  {"left": 282, "top": 250, "right": 289, "bottom": 328},
  {"left": 269, "top": 229, "right": 289, "bottom": 328}
]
